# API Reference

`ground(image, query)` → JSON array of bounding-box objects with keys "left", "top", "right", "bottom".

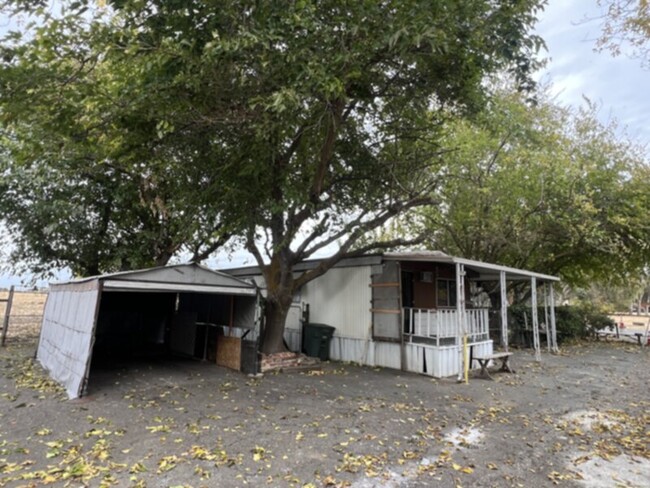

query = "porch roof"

[{"left": 383, "top": 251, "right": 560, "bottom": 282}]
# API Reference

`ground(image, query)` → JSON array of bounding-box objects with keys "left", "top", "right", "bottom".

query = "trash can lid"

[{"left": 307, "top": 323, "right": 336, "bottom": 331}]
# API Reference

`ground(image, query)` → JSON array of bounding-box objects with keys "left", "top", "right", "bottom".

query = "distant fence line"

[
  {"left": 0, "top": 290, "right": 48, "bottom": 343},
  {"left": 0, "top": 287, "right": 48, "bottom": 293}
]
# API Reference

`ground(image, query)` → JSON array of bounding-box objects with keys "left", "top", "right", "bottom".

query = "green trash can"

[{"left": 302, "top": 323, "right": 336, "bottom": 360}]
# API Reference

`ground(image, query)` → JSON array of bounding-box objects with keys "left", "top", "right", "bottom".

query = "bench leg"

[
  {"left": 477, "top": 359, "right": 493, "bottom": 380},
  {"left": 499, "top": 358, "right": 515, "bottom": 374}
]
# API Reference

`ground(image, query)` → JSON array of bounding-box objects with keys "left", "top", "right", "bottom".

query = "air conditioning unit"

[{"left": 419, "top": 271, "right": 433, "bottom": 283}]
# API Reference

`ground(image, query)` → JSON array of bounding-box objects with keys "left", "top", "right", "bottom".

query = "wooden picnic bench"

[
  {"left": 473, "top": 352, "right": 514, "bottom": 380},
  {"left": 595, "top": 329, "right": 618, "bottom": 341},
  {"left": 594, "top": 325, "right": 647, "bottom": 345}
]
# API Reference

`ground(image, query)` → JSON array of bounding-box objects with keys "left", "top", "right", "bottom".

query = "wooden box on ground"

[{"left": 217, "top": 336, "right": 241, "bottom": 371}]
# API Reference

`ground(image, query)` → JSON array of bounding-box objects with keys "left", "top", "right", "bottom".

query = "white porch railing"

[{"left": 403, "top": 307, "right": 490, "bottom": 346}]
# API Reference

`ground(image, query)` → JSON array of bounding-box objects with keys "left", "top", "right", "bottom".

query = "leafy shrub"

[{"left": 508, "top": 304, "right": 614, "bottom": 345}]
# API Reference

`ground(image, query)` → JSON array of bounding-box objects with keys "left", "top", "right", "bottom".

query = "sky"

[
  {"left": 1, "top": 1, "right": 648, "bottom": 287},
  {"left": 534, "top": 1, "right": 649, "bottom": 147}
]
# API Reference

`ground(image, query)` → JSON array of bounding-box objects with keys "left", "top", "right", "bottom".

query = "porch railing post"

[
  {"left": 544, "top": 283, "right": 551, "bottom": 352},
  {"left": 456, "top": 263, "right": 467, "bottom": 382},
  {"left": 549, "top": 283, "right": 559, "bottom": 353},
  {"left": 531, "top": 277, "right": 541, "bottom": 362}
]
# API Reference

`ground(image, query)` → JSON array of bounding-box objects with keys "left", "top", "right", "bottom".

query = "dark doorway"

[{"left": 401, "top": 270, "right": 414, "bottom": 333}]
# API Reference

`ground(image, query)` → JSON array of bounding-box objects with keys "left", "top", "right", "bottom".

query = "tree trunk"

[
  {"left": 260, "top": 253, "right": 295, "bottom": 354},
  {"left": 261, "top": 297, "right": 292, "bottom": 354}
]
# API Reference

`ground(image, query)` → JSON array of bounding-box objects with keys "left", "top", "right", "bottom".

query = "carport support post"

[
  {"left": 500, "top": 271, "right": 508, "bottom": 352},
  {"left": 531, "top": 277, "right": 541, "bottom": 362},
  {"left": 456, "top": 263, "right": 467, "bottom": 382},
  {"left": 549, "top": 283, "right": 559, "bottom": 353}
]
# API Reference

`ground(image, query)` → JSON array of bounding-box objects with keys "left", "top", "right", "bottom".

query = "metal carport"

[{"left": 37, "top": 264, "right": 259, "bottom": 398}]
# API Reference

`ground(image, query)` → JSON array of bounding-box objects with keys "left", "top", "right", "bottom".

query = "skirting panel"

[
  {"left": 330, "top": 336, "right": 376, "bottom": 365},
  {"left": 284, "top": 328, "right": 301, "bottom": 353},
  {"left": 325, "top": 336, "right": 493, "bottom": 379},
  {"left": 405, "top": 340, "right": 493, "bottom": 378}
]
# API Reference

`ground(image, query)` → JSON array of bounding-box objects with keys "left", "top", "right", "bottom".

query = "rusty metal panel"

[{"left": 371, "top": 261, "right": 401, "bottom": 340}]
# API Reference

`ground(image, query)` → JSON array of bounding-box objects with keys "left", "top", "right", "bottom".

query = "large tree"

[
  {"left": 415, "top": 88, "right": 650, "bottom": 288},
  {"left": 1, "top": 1, "right": 546, "bottom": 352},
  {"left": 0, "top": 3, "right": 230, "bottom": 276}
]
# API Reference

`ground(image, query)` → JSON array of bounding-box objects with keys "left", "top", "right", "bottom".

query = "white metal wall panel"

[
  {"left": 330, "top": 336, "right": 375, "bottom": 365},
  {"left": 284, "top": 329, "right": 301, "bottom": 352},
  {"left": 373, "top": 342, "right": 401, "bottom": 369},
  {"left": 402, "top": 340, "right": 494, "bottom": 378},
  {"left": 302, "top": 266, "right": 372, "bottom": 340},
  {"left": 286, "top": 304, "right": 302, "bottom": 330},
  {"left": 37, "top": 282, "right": 101, "bottom": 399}
]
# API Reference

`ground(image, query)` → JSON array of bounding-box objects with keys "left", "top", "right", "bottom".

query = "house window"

[{"left": 437, "top": 279, "right": 457, "bottom": 307}]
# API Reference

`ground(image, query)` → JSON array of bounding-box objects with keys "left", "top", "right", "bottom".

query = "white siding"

[
  {"left": 37, "top": 282, "right": 101, "bottom": 399},
  {"left": 403, "top": 340, "right": 493, "bottom": 378},
  {"left": 302, "top": 266, "right": 372, "bottom": 340}
]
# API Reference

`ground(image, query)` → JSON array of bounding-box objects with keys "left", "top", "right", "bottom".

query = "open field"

[
  {"left": 611, "top": 313, "right": 650, "bottom": 330},
  {"left": 0, "top": 291, "right": 47, "bottom": 343}
]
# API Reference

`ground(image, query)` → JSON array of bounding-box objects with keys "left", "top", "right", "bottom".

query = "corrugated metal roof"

[
  {"left": 225, "top": 251, "right": 559, "bottom": 282},
  {"left": 51, "top": 263, "right": 257, "bottom": 293},
  {"left": 383, "top": 252, "right": 560, "bottom": 282}
]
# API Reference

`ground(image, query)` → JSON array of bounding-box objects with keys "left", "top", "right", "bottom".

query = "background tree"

[
  {"left": 0, "top": 5, "right": 230, "bottom": 277},
  {"left": 596, "top": 0, "right": 650, "bottom": 67},
  {"left": 414, "top": 87, "right": 650, "bottom": 288},
  {"left": 1, "top": 1, "right": 546, "bottom": 353}
]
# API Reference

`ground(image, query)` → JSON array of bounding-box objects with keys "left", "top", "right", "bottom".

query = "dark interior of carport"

[{"left": 90, "top": 289, "right": 257, "bottom": 371}]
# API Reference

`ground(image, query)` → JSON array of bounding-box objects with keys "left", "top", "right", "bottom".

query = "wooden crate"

[{"left": 217, "top": 336, "right": 241, "bottom": 371}]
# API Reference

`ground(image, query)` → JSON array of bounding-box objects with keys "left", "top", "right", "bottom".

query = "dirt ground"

[{"left": 0, "top": 321, "right": 648, "bottom": 488}]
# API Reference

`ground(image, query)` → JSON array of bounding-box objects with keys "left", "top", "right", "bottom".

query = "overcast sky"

[
  {"left": 535, "top": 0, "right": 649, "bottom": 147},
  {"left": 1, "top": 1, "right": 648, "bottom": 287}
]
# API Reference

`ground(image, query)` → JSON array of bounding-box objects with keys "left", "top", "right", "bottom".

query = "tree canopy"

[
  {"left": 414, "top": 87, "right": 650, "bottom": 288},
  {"left": 0, "top": 1, "right": 231, "bottom": 276},
  {"left": 1, "top": 1, "right": 546, "bottom": 351}
]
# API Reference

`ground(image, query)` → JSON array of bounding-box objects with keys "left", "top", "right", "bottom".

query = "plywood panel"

[{"left": 217, "top": 336, "right": 241, "bottom": 371}]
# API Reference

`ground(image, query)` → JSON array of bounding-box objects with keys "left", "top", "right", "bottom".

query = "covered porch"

[{"left": 382, "top": 252, "right": 560, "bottom": 380}]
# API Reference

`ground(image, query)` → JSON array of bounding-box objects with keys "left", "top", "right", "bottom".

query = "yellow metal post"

[{"left": 463, "top": 334, "right": 469, "bottom": 383}]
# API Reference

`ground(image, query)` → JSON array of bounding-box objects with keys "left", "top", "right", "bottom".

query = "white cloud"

[{"left": 535, "top": 0, "right": 650, "bottom": 149}]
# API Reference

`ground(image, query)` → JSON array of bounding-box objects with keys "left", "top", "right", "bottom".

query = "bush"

[
  {"left": 508, "top": 304, "right": 614, "bottom": 345},
  {"left": 582, "top": 308, "right": 615, "bottom": 332}
]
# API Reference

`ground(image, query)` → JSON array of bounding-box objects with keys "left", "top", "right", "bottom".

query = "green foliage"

[
  {"left": 0, "top": 1, "right": 230, "bottom": 276},
  {"left": 582, "top": 307, "right": 616, "bottom": 332},
  {"left": 416, "top": 87, "right": 650, "bottom": 288},
  {"left": 510, "top": 304, "right": 615, "bottom": 343},
  {"left": 0, "top": 1, "right": 546, "bottom": 349}
]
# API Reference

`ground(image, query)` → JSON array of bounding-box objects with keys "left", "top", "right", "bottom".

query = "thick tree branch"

[{"left": 293, "top": 195, "right": 434, "bottom": 289}]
